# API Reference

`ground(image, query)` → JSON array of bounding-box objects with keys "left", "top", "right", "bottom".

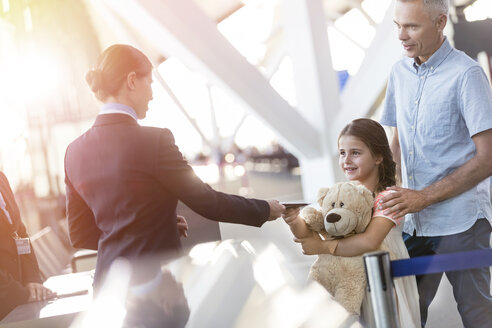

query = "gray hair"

[{"left": 397, "top": 0, "right": 449, "bottom": 16}]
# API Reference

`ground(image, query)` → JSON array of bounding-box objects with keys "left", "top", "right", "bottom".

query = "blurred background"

[
  {"left": 1, "top": 0, "right": 490, "bottom": 237},
  {"left": 0, "top": 1, "right": 491, "bottom": 326}
]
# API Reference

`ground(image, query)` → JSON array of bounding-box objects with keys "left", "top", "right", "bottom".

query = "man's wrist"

[{"left": 420, "top": 187, "right": 438, "bottom": 208}]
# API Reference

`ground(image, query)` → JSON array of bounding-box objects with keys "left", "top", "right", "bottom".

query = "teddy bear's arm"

[{"left": 302, "top": 207, "right": 325, "bottom": 233}]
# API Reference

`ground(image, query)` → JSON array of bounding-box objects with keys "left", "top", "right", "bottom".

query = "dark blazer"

[
  {"left": 0, "top": 172, "right": 42, "bottom": 320},
  {"left": 64, "top": 114, "right": 269, "bottom": 289}
]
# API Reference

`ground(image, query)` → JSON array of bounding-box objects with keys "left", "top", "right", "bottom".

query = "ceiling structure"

[
  {"left": 82, "top": 0, "right": 404, "bottom": 197},
  {"left": 0, "top": 0, "right": 484, "bottom": 197},
  {"left": 0, "top": 0, "right": 468, "bottom": 199}
]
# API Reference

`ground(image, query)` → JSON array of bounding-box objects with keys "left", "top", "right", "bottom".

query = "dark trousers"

[{"left": 403, "top": 219, "right": 492, "bottom": 328}]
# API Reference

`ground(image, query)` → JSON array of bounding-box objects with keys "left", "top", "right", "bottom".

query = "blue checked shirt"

[{"left": 380, "top": 38, "right": 492, "bottom": 236}]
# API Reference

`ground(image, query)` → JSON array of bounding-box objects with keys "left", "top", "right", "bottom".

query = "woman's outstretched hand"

[{"left": 267, "top": 200, "right": 286, "bottom": 221}]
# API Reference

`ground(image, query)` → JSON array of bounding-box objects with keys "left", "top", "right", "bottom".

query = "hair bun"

[{"left": 85, "top": 69, "right": 103, "bottom": 93}]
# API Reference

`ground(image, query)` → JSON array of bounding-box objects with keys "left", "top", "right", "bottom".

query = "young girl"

[{"left": 282, "top": 118, "right": 420, "bottom": 328}]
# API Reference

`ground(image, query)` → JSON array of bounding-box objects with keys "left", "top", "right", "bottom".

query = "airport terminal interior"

[{"left": 0, "top": 0, "right": 491, "bottom": 327}]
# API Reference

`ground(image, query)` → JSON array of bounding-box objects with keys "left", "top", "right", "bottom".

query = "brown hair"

[
  {"left": 339, "top": 118, "right": 396, "bottom": 193},
  {"left": 85, "top": 44, "right": 152, "bottom": 101}
]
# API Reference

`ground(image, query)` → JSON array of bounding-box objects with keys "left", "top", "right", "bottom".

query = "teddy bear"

[{"left": 301, "top": 181, "right": 390, "bottom": 315}]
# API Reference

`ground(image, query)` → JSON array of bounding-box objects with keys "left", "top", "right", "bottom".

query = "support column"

[{"left": 282, "top": 0, "right": 341, "bottom": 199}]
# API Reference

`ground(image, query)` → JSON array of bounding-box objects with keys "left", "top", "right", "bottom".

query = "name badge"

[{"left": 15, "top": 238, "right": 31, "bottom": 255}]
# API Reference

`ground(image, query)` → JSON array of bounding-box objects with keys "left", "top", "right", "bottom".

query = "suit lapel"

[
  {"left": 0, "top": 173, "right": 19, "bottom": 232},
  {"left": 0, "top": 193, "right": 15, "bottom": 235}
]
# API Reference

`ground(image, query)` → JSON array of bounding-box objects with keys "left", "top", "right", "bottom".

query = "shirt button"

[
  {"left": 420, "top": 76, "right": 424, "bottom": 80},
  {"left": 411, "top": 125, "right": 415, "bottom": 130},
  {"left": 409, "top": 176, "right": 413, "bottom": 180},
  {"left": 409, "top": 151, "right": 414, "bottom": 156},
  {"left": 414, "top": 100, "right": 418, "bottom": 104}
]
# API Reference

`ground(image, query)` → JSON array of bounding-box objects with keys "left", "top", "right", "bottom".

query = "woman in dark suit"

[
  {"left": 0, "top": 172, "right": 55, "bottom": 320},
  {"left": 64, "top": 44, "right": 285, "bottom": 293}
]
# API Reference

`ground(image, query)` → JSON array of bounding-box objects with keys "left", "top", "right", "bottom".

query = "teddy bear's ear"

[{"left": 317, "top": 187, "right": 330, "bottom": 206}]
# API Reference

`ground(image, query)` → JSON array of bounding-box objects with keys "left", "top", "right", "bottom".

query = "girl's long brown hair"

[{"left": 339, "top": 118, "right": 396, "bottom": 193}]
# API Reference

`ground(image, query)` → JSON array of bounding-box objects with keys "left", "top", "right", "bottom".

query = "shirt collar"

[
  {"left": 410, "top": 37, "right": 453, "bottom": 73},
  {"left": 99, "top": 103, "right": 138, "bottom": 121}
]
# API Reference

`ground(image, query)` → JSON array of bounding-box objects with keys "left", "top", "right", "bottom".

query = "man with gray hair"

[{"left": 379, "top": 0, "right": 492, "bottom": 326}]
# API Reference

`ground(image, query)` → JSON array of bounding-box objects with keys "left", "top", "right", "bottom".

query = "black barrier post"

[{"left": 363, "top": 251, "right": 399, "bottom": 328}]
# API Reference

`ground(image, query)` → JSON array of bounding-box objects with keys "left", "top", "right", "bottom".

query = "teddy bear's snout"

[{"left": 325, "top": 213, "right": 341, "bottom": 223}]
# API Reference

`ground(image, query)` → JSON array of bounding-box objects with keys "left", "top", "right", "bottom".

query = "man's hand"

[
  {"left": 177, "top": 215, "right": 188, "bottom": 238},
  {"left": 378, "top": 186, "right": 430, "bottom": 219},
  {"left": 281, "top": 207, "right": 301, "bottom": 225},
  {"left": 267, "top": 200, "right": 285, "bottom": 221},
  {"left": 26, "top": 282, "right": 56, "bottom": 302}
]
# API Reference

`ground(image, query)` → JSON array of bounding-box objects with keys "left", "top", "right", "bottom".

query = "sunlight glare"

[
  {"left": 269, "top": 57, "right": 297, "bottom": 107},
  {"left": 235, "top": 115, "right": 277, "bottom": 150},
  {"left": 7, "top": 49, "right": 66, "bottom": 103},
  {"left": 334, "top": 8, "right": 375, "bottom": 49},
  {"left": 2, "top": 0, "right": 9, "bottom": 13},
  {"left": 464, "top": 0, "right": 492, "bottom": 21},
  {"left": 189, "top": 241, "right": 220, "bottom": 266},
  {"left": 82, "top": 259, "right": 131, "bottom": 328},
  {"left": 192, "top": 163, "right": 220, "bottom": 184},
  {"left": 234, "top": 164, "right": 245, "bottom": 177},
  {"left": 142, "top": 58, "right": 211, "bottom": 157},
  {"left": 218, "top": 2, "right": 274, "bottom": 65},
  {"left": 0, "top": 111, "right": 25, "bottom": 142},
  {"left": 224, "top": 153, "right": 235, "bottom": 163},
  {"left": 328, "top": 27, "right": 365, "bottom": 75},
  {"left": 23, "top": 7, "right": 32, "bottom": 32},
  {"left": 253, "top": 250, "right": 286, "bottom": 294},
  {"left": 361, "top": 0, "right": 392, "bottom": 24},
  {"left": 224, "top": 164, "right": 237, "bottom": 180}
]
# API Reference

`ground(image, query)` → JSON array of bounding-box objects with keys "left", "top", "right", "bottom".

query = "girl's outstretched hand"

[
  {"left": 294, "top": 233, "right": 324, "bottom": 255},
  {"left": 281, "top": 207, "right": 301, "bottom": 225}
]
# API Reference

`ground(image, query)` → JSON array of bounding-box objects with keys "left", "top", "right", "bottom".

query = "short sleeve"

[
  {"left": 380, "top": 69, "right": 397, "bottom": 128},
  {"left": 373, "top": 190, "right": 403, "bottom": 227},
  {"left": 459, "top": 66, "right": 492, "bottom": 137}
]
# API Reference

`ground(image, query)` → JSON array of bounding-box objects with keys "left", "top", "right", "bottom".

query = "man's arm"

[
  {"left": 390, "top": 128, "right": 401, "bottom": 185},
  {"left": 380, "top": 128, "right": 492, "bottom": 218}
]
